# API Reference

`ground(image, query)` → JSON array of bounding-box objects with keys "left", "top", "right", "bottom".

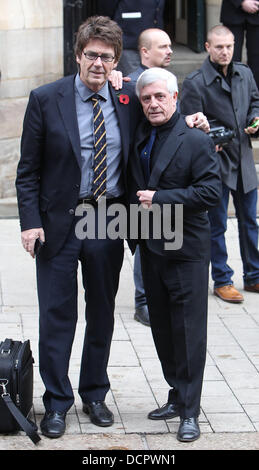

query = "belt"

[
  {"left": 78, "top": 197, "right": 97, "bottom": 207},
  {"left": 78, "top": 196, "right": 125, "bottom": 207}
]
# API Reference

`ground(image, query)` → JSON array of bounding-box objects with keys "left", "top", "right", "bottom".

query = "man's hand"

[
  {"left": 21, "top": 228, "right": 45, "bottom": 258},
  {"left": 137, "top": 190, "right": 156, "bottom": 209},
  {"left": 185, "top": 112, "right": 210, "bottom": 133},
  {"left": 241, "top": 0, "right": 259, "bottom": 14},
  {"left": 108, "top": 70, "right": 131, "bottom": 90},
  {"left": 244, "top": 116, "right": 259, "bottom": 134}
]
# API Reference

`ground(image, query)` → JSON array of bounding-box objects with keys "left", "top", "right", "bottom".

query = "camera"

[{"left": 208, "top": 124, "right": 235, "bottom": 147}]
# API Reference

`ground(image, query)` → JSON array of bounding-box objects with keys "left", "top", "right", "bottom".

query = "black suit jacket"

[
  {"left": 16, "top": 75, "right": 138, "bottom": 259},
  {"left": 220, "top": 0, "right": 259, "bottom": 25},
  {"left": 97, "top": 0, "right": 165, "bottom": 49},
  {"left": 129, "top": 114, "right": 222, "bottom": 261}
]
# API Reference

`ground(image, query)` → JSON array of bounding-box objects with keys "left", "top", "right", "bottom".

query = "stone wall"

[{"left": 0, "top": 0, "right": 63, "bottom": 199}]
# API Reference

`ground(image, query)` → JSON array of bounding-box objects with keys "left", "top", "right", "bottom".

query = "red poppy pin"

[{"left": 117, "top": 93, "right": 130, "bottom": 105}]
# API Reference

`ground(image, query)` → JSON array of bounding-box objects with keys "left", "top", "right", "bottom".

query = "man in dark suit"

[
  {"left": 220, "top": 0, "right": 259, "bottom": 89},
  {"left": 129, "top": 67, "right": 222, "bottom": 442},
  {"left": 97, "top": 0, "right": 166, "bottom": 74},
  {"left": 16, "top": 15, "right": 138, "bottom": 438},
  {"left": 181, "top": 25, "right": 259, "bottom": 303}
]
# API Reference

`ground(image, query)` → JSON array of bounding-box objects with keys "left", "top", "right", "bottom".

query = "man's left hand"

[
  {"left": 137, "top": 190, "right": 156, "bottom": 209},
  {"left": 244, "top": 116, "right": 259, "bottom": 134},
  {"left": 185, "top": 112, "right": 210, "bottom": 133}
]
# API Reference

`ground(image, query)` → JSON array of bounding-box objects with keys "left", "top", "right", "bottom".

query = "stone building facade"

[{"left": 0, "top": 0, "right": 63, "bottom": 202}]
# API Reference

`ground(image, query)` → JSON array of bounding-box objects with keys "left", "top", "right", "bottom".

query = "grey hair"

[{"left": 136, "top": 67, "right": 178, "bottom": 98}]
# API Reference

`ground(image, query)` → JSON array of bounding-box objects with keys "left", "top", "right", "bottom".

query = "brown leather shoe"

[
  {"left": 214, "top": 285, "right": 244, "bottom": 303},
  {"left": 244, "top": 283, "right": 259, "bottom": 293}
]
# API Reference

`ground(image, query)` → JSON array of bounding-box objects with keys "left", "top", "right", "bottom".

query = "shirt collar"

[
  {"left": 75, "top": 73, "right": 108, "bottom": 102},
  {"left": 143, "top": 111, "right": 180, "bottom": 138},
  {"left": 154, "top": 111, "right": 180, "bottom": 137},
  {"left": 209, "top": 58, "right": 233, "bottom": 78},
  {"left": 203, "top": 56, "right": 239, "bottom": 86}
]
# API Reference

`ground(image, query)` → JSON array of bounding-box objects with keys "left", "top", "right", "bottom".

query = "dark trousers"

[
  {"left": 133, "top": 245, "right": 147, "bottom": 307},
  {"left": 36, "top": 207, "right": 124, "bottom": 413},
  {"left": 224, "top": 22, "right": 259, "bottom": 90},
  {"left": 140, "top": 242, "right": 209, "bottom": 418},
  {"left": 208, "top": 177, "right": 259, "bottom": 288}
]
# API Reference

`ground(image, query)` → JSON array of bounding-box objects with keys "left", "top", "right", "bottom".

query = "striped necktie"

[{"left": 91, "top": 94, "right": 107, "bottom": 200}]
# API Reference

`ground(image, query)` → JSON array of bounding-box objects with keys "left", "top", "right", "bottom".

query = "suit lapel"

[
  {"left": 109, "top": 84, "right": 130, "bottom": 168},
  {"left": 148, "top": 117, "right": 185, "bottom": 188},
  {"left": 57, "top": 75, "right": 82, "bottom": 168},
  {"left": 133, "top": 124, "right": 149, "bottom": 187}
]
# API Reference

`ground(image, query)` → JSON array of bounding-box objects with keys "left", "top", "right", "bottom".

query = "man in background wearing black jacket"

[
  {"left": 97, "top": 0, "right": 165, "bottom": 74},
  {"left": 220, "top": 0, "right": 259, "bottom": 88}
]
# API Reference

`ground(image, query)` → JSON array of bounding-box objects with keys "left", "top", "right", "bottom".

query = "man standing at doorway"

[
  {"left": 97, "top": 0, "right": 166, "bottom": 74},
  {"left": 220, "top": 0, "right": 259, "bottom": 89}
]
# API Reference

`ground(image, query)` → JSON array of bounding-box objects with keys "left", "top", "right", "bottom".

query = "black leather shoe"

[
  {"left": 134, "top": 305, "right": 150, "bottom": 326},
  {"left": 177, "top": 417, "right": 200, "bottom": 442},
  {"left": 148, "top": 402, "right": 179, "bottom": 420},
  {"left": 82, "top": 401, "right": 114, "bottom": 427},
  {"left": 244, "top": 283, "right": 259, "bottom": 293},
  {"left": 40, "top": 411, "right": 66, "bottom": 438}
]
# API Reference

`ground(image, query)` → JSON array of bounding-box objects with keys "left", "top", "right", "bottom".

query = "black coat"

[
  {"left": 129, "top": 114, "right": 222, "bottom": 261},
  {"left": 220, "top": 0, "right": 259, "bottom": 25},
  {"left": 97, "top": 0, "right": 165, "bottom": 49},
  {"left": 180, "top": 57, "right": 259, "bottom": 193}
]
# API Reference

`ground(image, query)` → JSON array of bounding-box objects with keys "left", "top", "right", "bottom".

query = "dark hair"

[{"left": 74, "top": 16, "right": 123, "bottom": 62}]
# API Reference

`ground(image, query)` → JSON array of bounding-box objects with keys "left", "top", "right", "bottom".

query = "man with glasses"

[
  {"left": 16, "top": 15, "right": 139, "bottom": 438},
  {"left": 16, "top": 15, "right": 210, "bottom": 439}
]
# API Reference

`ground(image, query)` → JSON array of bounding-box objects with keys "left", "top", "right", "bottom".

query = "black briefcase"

[{"left": 0, "top": 338, "right": 41, "bottom": 444}]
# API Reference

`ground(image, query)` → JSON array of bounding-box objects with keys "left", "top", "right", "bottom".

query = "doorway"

[
  {"left": 175, "top": 0, "right": 188, "bottom": 45},
  {"left": 168, "top": 0, "right": 206, "bottom": 52}
]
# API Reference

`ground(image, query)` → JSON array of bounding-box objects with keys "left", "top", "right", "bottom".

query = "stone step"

[
  {"left": 167, "top": 44, "right": 207, "bottom": 89},
  {"left": 252, "top": 139, "right": 259, "bottom": 163}
]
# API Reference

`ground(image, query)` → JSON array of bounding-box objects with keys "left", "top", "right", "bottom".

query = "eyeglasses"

[{"left": 83, "top": 51, "right": 115, "bottom": 63}]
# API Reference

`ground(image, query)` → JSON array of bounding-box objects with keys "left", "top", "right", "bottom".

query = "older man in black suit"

[{"left": 129, "top": 67, "right": 222, "bottom": 442}]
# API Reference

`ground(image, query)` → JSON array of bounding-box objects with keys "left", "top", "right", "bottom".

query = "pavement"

[{"left": 0, "top": 216, "right": 259, "bottom": 453}]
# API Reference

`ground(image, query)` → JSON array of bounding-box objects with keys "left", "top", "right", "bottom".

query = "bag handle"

[
  {"left": 0, "top": 382, "right": 41, "bottom": 444},
  {"left": 0, "top": 339, "right": 13, "bottom": 355}
]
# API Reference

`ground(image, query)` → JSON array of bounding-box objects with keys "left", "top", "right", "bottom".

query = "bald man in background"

[
  {"left": 127, "top": 28, "right": 173, "bottom": 326},
  {"left": 128, "top": 28, "right": 173, "bottom": 84}
]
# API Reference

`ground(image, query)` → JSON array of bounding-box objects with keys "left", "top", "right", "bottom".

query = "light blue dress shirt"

[{"left": 74, "top": 74, "right": 123, "bottom": 198}]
